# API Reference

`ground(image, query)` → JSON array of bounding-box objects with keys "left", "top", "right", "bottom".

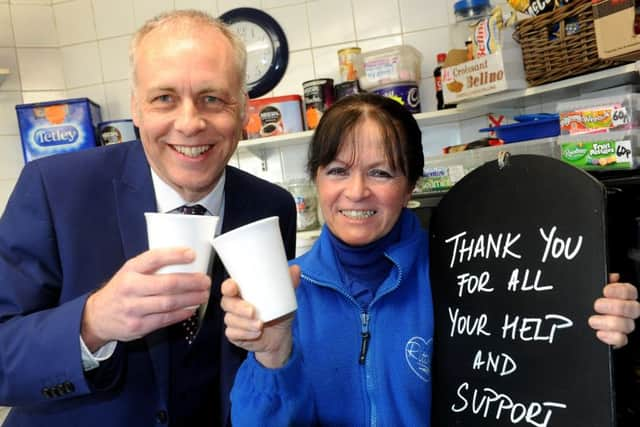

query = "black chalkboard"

[{"left": 429, "top": 154, "right": 614, "bottom": 427}]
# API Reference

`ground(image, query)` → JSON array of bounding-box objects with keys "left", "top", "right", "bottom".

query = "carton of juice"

[{"left": 15, "top": 97, "right": 102, "bottom": 163}]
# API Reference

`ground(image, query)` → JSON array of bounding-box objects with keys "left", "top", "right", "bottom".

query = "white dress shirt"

[{"left": 80, "top": 169, "right": 226, "bottom": 371}]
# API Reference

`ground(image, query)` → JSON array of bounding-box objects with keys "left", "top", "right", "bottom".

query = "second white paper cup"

[
  {"left": 144, "top": 212, "right": 219, "bottom": 274},
  {"left": 212, "top": 216, "right": 297, "bottom": 322}
]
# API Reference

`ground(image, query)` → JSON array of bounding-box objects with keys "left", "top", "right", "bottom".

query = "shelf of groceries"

[{"left": 236, "top": 61, "right": 640, "bottom": 157}]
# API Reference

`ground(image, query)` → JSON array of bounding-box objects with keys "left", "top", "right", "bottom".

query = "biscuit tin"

[{"left": 372, "top": 81, "right": 421, "bottom": 114}]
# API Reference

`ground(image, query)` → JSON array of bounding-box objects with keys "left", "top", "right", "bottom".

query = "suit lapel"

[{"left": 112, "top": 142, "right": 171, "bottom": 406}]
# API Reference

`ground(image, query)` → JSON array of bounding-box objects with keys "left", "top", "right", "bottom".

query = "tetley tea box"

[{"left": 15, "top": 98, "right": 102, "bottom": 163}]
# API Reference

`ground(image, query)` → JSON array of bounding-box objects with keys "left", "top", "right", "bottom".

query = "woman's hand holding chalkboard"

[{"left": 589, "top": 273, "right": 640, "bottom": 348}]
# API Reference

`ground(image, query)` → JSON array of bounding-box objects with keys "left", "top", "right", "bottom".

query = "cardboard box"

[
  {"left": 593, "top": 0, "right": 640, "bottom": 61},
  {"left": 15, "top": 98, "right": 102, "bottom": 163},
  {"left": 244, "top": 95, "right": 305, "bottom": 140},
  {"left": 441, "top": 50, "right": 527, "bottom": 104}
]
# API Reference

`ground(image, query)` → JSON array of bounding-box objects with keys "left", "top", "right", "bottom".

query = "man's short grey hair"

[{"left": 129, "top": 9, "right": 247, "bottom": 95}]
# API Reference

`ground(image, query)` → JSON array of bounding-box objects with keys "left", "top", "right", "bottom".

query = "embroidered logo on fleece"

[{"left": 405, "top": 336, "right": 433, "bottom": 382}]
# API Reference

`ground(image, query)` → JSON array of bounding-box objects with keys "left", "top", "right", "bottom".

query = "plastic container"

[
  {"left": 15, "top": 97, "right": 102, "bottom": 163},
  {"left": 558, "top": 130, "right": 640, "bottom": 170},
  {"left": 556, "top": 93, "right": 640, "bottom": 136},
  {"left": 422, "top": 136, "right": 558, "bottom": 192},
  {"left": 286, "top": 180, "right": 320, "bottom": 232},
  {"left": 479, "top": 114, "right": 560, "bottom": 143},
  {"left": 451, "top": 0, "right": 493, "bottom": 50},
  {"left": 359, "top": 45, "right": 422, "bottom": 90}
]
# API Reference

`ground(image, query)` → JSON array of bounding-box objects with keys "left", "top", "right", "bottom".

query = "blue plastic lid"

[{"left": 454, "top": 0, "right": 492, "bottom": 14}]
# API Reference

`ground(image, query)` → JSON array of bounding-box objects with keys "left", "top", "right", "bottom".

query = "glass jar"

[
  {"left": 450, "top": 0, "right": 493, "bottom": 51},
  {"left": 286, "top": 180, "right": 320, "bottom": 232}
]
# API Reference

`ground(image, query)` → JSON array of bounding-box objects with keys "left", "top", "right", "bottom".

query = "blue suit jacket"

[{"left": 0, "top": 141, "right": 296, "bottom": 426}]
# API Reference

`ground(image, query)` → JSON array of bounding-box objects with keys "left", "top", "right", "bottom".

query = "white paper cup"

[
  {"left": 144, "top": 212, "right": 219, "bottom": 274},
  {"left": 212, "top": 216, "right": 297, "bottom": 322}
]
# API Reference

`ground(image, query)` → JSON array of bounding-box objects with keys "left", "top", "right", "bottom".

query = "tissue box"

[{"left": 15, "top": 97, "right": 102, "bottom": 163}]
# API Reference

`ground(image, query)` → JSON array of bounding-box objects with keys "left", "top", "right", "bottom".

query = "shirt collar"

[{"left": 150, "top": 168, "right": 226, "bottom": 217}]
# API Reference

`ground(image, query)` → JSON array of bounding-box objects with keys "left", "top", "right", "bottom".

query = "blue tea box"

[{"left": 15, "top": 97, "right": 102, "bottom": 162}]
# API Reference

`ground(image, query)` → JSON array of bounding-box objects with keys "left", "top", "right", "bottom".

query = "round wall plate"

[{"left": 220, "top": 8, "right": 289, "bottom": 99}]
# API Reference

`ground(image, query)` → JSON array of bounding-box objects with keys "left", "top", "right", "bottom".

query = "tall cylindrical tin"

[
  {"left": 338, "top": 47, "right": 362, "bottom": 82},
  {"left": 302, "top": 78, "right": 335, "bottom": 130}
]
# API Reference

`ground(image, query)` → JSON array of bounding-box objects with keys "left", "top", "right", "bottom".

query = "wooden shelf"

[{"left": 235, "top": 62, "right": 640, "bottom": 159}]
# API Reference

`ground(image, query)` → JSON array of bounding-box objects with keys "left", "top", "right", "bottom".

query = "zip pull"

[{"left": 359, "top": 312, "right": 370, "bottom": 365}]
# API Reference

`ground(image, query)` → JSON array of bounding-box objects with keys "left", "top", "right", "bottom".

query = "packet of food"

[
  {"left": 507, "top": 0, "right": 574, "bottom": 17},
  {"left": 472, "top": 7, "right": 505, "bottom": 58}
]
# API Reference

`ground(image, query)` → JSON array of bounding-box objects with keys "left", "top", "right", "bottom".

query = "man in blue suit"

[{"left": 0, "top": 10, "right": 296, "bottom": 427}]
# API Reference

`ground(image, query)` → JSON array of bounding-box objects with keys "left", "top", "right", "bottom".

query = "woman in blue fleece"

[{"left": 221, "top": 93, "right": 640, "bottom": 426}]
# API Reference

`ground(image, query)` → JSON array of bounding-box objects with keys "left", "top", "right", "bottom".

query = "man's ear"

[
  {"left": 130, "top": 91, "right": 140, "bottom": 127},
  {"left": 240, "top": 91, "right": 250, "bottom": 128}
]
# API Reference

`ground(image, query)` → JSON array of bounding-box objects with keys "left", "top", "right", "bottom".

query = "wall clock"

[{"left": 220, "top": 8, "right": 289, "bottom": 99}]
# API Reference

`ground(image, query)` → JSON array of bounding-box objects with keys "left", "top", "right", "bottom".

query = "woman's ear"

[{"left": 403, "top": 186, "right": 415, "bottom": 206}]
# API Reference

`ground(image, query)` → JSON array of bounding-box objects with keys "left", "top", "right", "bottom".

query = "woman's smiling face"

[{"left": 315, "top": 119, "right": 412, "bottom": 246}]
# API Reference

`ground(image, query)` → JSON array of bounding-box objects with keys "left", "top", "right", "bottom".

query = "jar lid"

[{"left": 454, "top": 0, "right": 492, "bottom": 15}]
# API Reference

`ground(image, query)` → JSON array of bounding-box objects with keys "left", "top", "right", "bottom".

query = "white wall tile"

[
  {"left": 263, "top": 0, "right": 304, "bottom": 8},
  {"left": 0, "top": 135, "right": 24, "bottom": 179},
  {"left": 132, "top": 0, "right": 173, "bottom": 29},
  {"left": 399, "top": 0, "right": 449, "bottom": 33},
  {"left": 98, "top": 35, "right": 130, "bottom": 82},
  {"left": 419, "top": 76, "right": 436, "bottom": 113},
  {"left": 61, "top": 42, "right": 102, "bottom": 88},
  {"left": 352, "top": 0, "right": 400, "bottom": 40},
  {"left": 0, "top": 5, "right": 15, "bottom": 47},
  {"left": 237, "top": 148, "right": 284, "bottom": 184},
  {"left": 421, "top": 122, "right": 460, "bottom": 157},
  {"left": 357, "top": 35, "right": 402, "bottom": 54},
  {"left": 21, "top": 90, "right": 66, "bottom": 103},
  {"left": 460, "top": 115, "right": 489, "bottom": 144},
  {"left": 218, "top": 0, "right": 261, "bottom": 15},
  {"left": 0, "top": 48, "right": 20, "bottom": 90},
  {"left": 280, "top": 142, "right": 307, "bottom": 181},
  {"left": 311, "top": 44, "right": 349, "bottom": 85},
  {"left": 0, "top": 91, "right": 22, "bottom": 135},
  {"left": 54, "top": 0, "right": 96, "bottom": 45},
  {"left": 307, "top": 0, "right": 355, "bottom": 47},
  {"left": 17, "top": 47, "right": 64, "bottom": 90},
  {"left": 66, "top": 83, "right": 106, "bottom": 116},
  {"left": 272, "top": 49, "right": 312, "bottom": 97},
  {"left": 11, "top": 4, "right": 57, "bottom": 47},
  {"left": 403, "top": 27, "right": 451, "bottom": 80},
  {"left": 267, "top": 4, "right": 309, "bottom": 52},
  {"left": 174, "top": 0, "right": 217, "bottom": 15},
  {"left": 9, "top": 0, "right": 51, "bottom": 5},
  {"left": 92, "top": 0, "right": 134, "bottom": 39},
  {"left": 103, "top": 79, "right": 131, "bottom": 119}
]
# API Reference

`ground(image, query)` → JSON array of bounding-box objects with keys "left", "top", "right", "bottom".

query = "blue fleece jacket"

[{"left": 231, "top": 209, "right": 434, "bottom": 426}]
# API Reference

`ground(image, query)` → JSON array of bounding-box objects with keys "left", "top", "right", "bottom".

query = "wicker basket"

[{"left": 513, "top": 0, "right": 622, "bottom": 86}]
